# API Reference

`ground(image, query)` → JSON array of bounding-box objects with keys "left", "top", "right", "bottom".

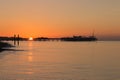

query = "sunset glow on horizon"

[
  {"left": 29, "top": 37, "right": 33, "bottom": 41},
  {"left": 0, "top": 0, "right": 120, "bottom": 40}
]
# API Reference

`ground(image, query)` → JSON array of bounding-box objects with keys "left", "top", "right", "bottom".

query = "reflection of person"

[{"left": 14, "top": 34, "right": 20, "bottom": 46}]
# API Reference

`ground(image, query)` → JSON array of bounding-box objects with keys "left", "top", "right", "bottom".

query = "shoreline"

[{"left": 0, "top": 41, "right": 13, "bottom": 52}]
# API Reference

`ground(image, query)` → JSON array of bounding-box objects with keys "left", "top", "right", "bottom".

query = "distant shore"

[{"left": 0, "top": 41, "right": 13, "bottom": 52}]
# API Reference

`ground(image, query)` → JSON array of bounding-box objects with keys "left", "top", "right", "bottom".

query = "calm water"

[{"left": 0, "top": 41, "right": 120, "bottom": 80}]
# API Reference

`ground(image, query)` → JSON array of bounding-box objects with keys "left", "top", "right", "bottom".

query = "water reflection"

[
  {"left": 28, "top": 41, "right": 33, "bottom": 48},
  {"left": 20, "top": 51, "right": 34, "bottom": 75},
  {"left": 0, "top": 41, "right": 120, "bottom": 80},
  {"left": 19, "top": 69, "right": 34, "bottom": 75},
  {"left": 28, "top": 52, "right": 33, "bottom": 62},
  {"left": 28, "top": 41, "right": 33, "bottom": 62},
  {"left": 25, "top": 71, "right": 33, "bottom": 75}
]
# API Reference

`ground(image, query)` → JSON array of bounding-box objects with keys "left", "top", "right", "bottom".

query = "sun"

[{"left": 29, "top": 37, "right": 33, "bottom": 41}]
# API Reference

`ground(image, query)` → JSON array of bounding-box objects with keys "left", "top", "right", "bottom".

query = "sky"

[{"left": 0, "top": 0, "right": 120, "bottom": 40}]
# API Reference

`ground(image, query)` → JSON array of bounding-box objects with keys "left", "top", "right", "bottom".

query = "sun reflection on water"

[
  {"left": 28, "top": 52, "right": 33, "bottom": 62},
  {"left": 28, "top": 41, "right": 33, "bottom": 48},
  {"left": 28, "top": 41, "right": 33, "bottom": 62}
]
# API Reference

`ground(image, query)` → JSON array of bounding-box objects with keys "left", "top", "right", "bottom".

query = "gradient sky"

[{"left": 0, "top": 0, "right": 120, "bottom": 40}]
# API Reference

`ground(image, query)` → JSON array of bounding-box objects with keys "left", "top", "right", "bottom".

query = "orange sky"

[{"left": 0, "top": 0, "right": 120, "bottom": 40}]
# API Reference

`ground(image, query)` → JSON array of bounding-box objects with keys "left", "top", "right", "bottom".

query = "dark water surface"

[{"left": 0, "top": 41, "right": 120, "bottom": 80}]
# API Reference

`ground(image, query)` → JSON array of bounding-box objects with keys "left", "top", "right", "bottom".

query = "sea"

[{"left": 0, "top": 41, "right": 120, "bottom": 80}]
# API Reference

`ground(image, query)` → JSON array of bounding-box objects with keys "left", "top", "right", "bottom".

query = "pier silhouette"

[{"left": 0, "top": 34, "right": 97, "bottom": 42}]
